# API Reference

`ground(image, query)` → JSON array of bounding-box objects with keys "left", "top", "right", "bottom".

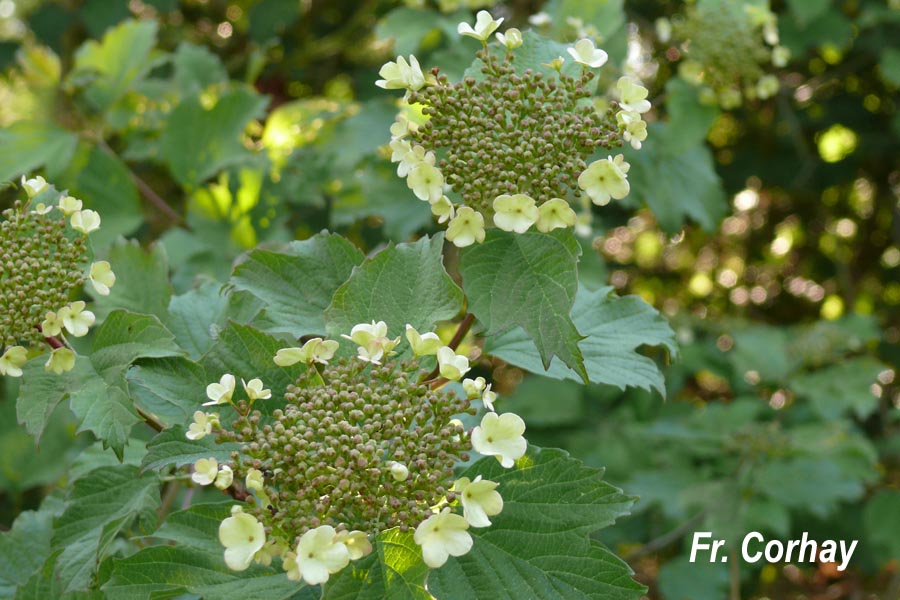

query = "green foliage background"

[{"left": 0, "top": 0, "right": 899, "bottom": 598}]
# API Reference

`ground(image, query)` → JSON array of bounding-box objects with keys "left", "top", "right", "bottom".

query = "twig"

[
  {"left": 136, "top": 405, "right": 164, "bottom": 433},
  {"left": 422, "top": 313, "right": 476, "bottom": 383}
]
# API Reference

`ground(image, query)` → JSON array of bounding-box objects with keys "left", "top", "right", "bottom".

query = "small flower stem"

[{"left": 136, "top": 405, "right": 164, "bottom": 433}]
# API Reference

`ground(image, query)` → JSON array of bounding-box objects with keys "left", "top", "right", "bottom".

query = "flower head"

[
  {"left": 0, "top": 346, "right": 28, "bottom": 377},
  {"left": 414, "top": 507, "right": 473, "bottom": 568},
  {"left": 437, "top": 346, "right": 470, "bottom": 381},
  {"left": 458, "top": 10, "right": 503, "bottom": 41},
  {"left": 242, "top": 378, "right": 272, "bottom": 401},
  {"left": 204, "top": 374, "right": 236, "bottom": 406},
  {"left": 89, "top": 261, "right": 116, "bottom": 296},
  {"left": 44, "top": 347, "right": 75, "bottom": 374},
  {"left": 192, "top": 458, "right": 219, "bottom": 486},
  {"left": 70, "top": 209, "right": 101, "bottom": 235},
  {"left": 405, "top": 324, "right": 442, "bottom": 356},
  {"left": 58, "top": 301, "right": 95, "bottom": 337},
  {"left": 492, "top": 194, "right": 538, "bottom": 233},
  {"left": 291, "top": 525, "right": 350, "bottom": 585},
  {"left": 21, "top": 175, "right": 47, "bottom": 198},
  {"left": 567, "top": 38, "right": 608, "bottom": 68},
  {"left": 219, "top": 506, "right": 266, "bottom": 571},
  {"left": 616, "top": 77, "right": 651, "bottom": 114},
  {"left": 454, "top": 475, "right": 503, "bottom": 527},
  {"left": 535, "top": 198, "right": 577, "bottom": 233},
  {"left": 471, "top": 411, "right": 526, "bottom": 468},
  {"left": 446, "top": 207, "right": 485, "bottom": 248},
  {"left": 578, "top": 155, "right": 631, "bottom": 206},
  {"left": 376, "top": 55, "right": 429, "bottom": 91}
]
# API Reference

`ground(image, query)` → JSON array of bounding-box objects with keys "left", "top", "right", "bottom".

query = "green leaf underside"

[
  {"left": 325, "top": 234, "right": 463, "bottom": 341},
  {"left": 231, "top": 233, "right": 365, "bottom": 338},
  {"left": 127, "top": 356, "right": 209, "bottom": 425},
  {"left": 487, "top": 286, "right": 676, "bottom": 396},
  {"left": 428, "top": 447, "right": 643, "bottom": 600},
  {"left": 51, "top": 466, "right": 160, "bottom": 593},
  {"left": 460, "top": 230, "right": 587, "bottom": 381}
]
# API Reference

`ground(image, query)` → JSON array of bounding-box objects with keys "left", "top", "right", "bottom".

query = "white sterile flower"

[
  {"left": 204, "top": 373, "right": 236, "bottom": 406},
  {"left": 70, "top": 209, "right": 101, "bottom": 234},
  {"left": 58, "top": 301, "right": 95, "bottom": 337},
  {"left": 387, "top": 461, "right": 410, "bottom": 482},
  {"left": 292, "top": 525, "right": 351, "bottom": 585},
  {"left": 396, "top": 144, "right": 433, "bottom": 178},
  {"left": 756, "top": 74, "right": 779, "bottom": 99},
  {"left": 437, "top": 346, "right": 470, "bottom": 380},
  {"left": 772, "top": 46, "right": 790, "bottom": 68},
  {"left": 414, "top": 507, "right": 473, "bottom": 568},
  {"left": 219, "top": 506, "right": 266, "bottom": 571},
  {"left": 335, "top": 530, "right": 373, "bottom": 560},
  {"left": 492, "top": 193, "right": 538, "bottom": 233},
  {"left": 32, "top": 203, "right": 52, "bottom": 215},
  {"left": 246, "top": 468, "right": 265, "bottom": 493},
  {"left": 58, "top": 195, "right": 82, "bottom": 215},
  {"left": 621, "top": 117, "right": 647, "bottom": 150},
  {"left": 390, "top": 115, "right": 413, "bottom": 139},
  {"left": 471, "top": 411, "right": 526, "bottom": 468},
  {"left": 21, "top": 175, "right": 47, "bottom": 198},
  {"left": 446, "top": 207, "right": 486, "bottom": 247},
  {"left": 528, "top": 11, "right": 551, "bottom": 27},
  {"left": 44, "top": 347, "right": 75, "bottom": 374},
  {"left": 0, "top": 346, "right": 28, "bottom": 377},
  {"left": 41, "top": 311, "right": 63, "bottom": 337},
  {"left": 578, "top": 155, "right": 631, "bottom": 206},
  {"left": 192, "top": 458, "right": 219, "bottom": 486},
  {"left": 458, "top": 10, "right": 503, "bottom": 41},
  {"left": 215, "top": 465, "right": 234, "bottom": 490},
  {"left": 454, "top": 475, "right": 503, "bottom": 527},
  {"left": 376, "top": 55, "right": 428, "bottom": 91},
  {"left": 616, "top": 77, "right": 651, "bottom": 114},
  {"left": 567, "top": 38, "right": 608, "bottom": 68},
  {"left": 431, "top": 195, "right": 455, "bottom": 224},
  {"left": 536, "top": 198, "right": 577, "bottom": 232},
  {"left": 495, "top": 27, "right": 523, "bottom": 50},
  {"left": 482, "top": 384, "right": 497, "bottom": 412},
  {"left": 342, "top": 320, "right": 400, "bottom": 365},
  {"left": 407, "top": 161, "right": 444, "bottom": 204},
  {"left": 186, "top": 410, "right": 217, "bottom": 440},
  {"left": 89, "top": 261, "right": 116, "bottom": 296},
  {"left": 405, "top": 324, "right": 442, "bottom": 356},
  {"left": 242, "top": 378, "right": 271, "bottom": 401},
  {"left": 462, "top": 376, "right": 486, "bottom": 398},
  {"left": 274, "top": 338, "right": 339, "bottom": 366}
]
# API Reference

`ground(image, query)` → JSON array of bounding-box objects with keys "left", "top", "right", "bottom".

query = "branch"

[{"left": 423, "top": 313, "right": 476, "bottom": 383}]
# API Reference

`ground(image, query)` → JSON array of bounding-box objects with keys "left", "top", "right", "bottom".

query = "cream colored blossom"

[
  {"left": 242, "top": 378, "right": 271, "bottom": 401},
  {"left": 335, "top": 530, "right": 373, "bottom": 560},
  {"left": 458, "top": 10, "right": 503, "bottom": 41},
  {"left": 446, "top": 207, "right": 485, "bottom": 247},
  {"left": 578, "top": 155, "right": 631, "bottom": 206},
  {"left": 462, "top": 376, "right": 486, "bottom": 398},
  {"left": 567, "top": 38, "right": 608, "bottom": 68},
  {"left": 493, "top": 193, "right": 538, "bottom": 233},
  {"left": 274, "top": 338, "right": 339, "bottom": 366},
  {"left": 495, "top": 28, "right": 523, "bottom": 50},
  {"left": 204, "top": 373, "right": 236, "bottom": 406},
  {"left": 21, "top": 175, "right": 47, "bottom": 198},
  {"left": 536, "top": 198, "right": 577, "bottom": 232},
  {"left": 191, "top": 458, "right": 219, "bottom": 486},
  {"left": 58, "top": 301, "right": 95, "bottom": 337},
  {"left": 341, "top": 320, "right": 401, "bottom": 364},
  {"left": 437, "top": 346, "right": 470, "bottom": 380},
  {"left": 407, "top": 161, "right": 445, "bottom": 204},
  {"left": 431, "top": 195, "right": 455, "bottom": 224},
  {"left": 215, "top": 465, "right": 234, "bottom": 490},
  {"left": 405, "top": 324, "right": 442, "bottom": 356},
  {"left": 186, "top": 410, "right": 218, "bottom": 440},
  {"left": 454, "top": 475, "right": 503, "bottom": 527},
  {"left": 482, "top": 384, "right": 497, "bottom": 412},
  {"left": 376, "top": 55, "right": 429, "bottom": 91},
  {"left": 89, "top": 261, "right": 116, "bottom": 296},
  {"left": 0, "top": 346, "right": 28, "bottom": 377},
  {"left": 58, "top": 195, "right": 82, "bottom": 216},
  {"left": 70, "top": 209, "right": 101, "bottom": 234},
  {"left": 41, "top": 311, "right": 63, "bottom": 337},
  {"left": 617, "top": 77, "right": 651, "bottom": 114},
  {"left": 387, "top": 461, "right": 410, "bottom": 482},
  {"left": 219, "top": 506, "right": 266, "bottom": 571},
  {"left": 44, "top": 347, "right": 75, "bottom": 374},
  {"left": 471, "top": 411, "right": 526, "bottom": 468},
  {"left": 291, "top": 525, "right": 351, "bottom": 585},
  {"left": 414, "top": 507, "right": 473, "bottom": 568}
]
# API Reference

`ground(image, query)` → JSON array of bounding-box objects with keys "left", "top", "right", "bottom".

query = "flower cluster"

[
  {"left": 0, "top": 176, "right": 112, "bottom": 377},
  {"left": 378, "top": 11, "right": 650, "bottom": 246},
  {"left": 665, "top": 2, "right": 786, "bottom": 107},
  {"left": 187, "top": 321, "right": 527, "bottom": 584}
]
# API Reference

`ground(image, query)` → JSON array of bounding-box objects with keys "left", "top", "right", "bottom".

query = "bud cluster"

[
  {"left": 0, "top": 176, "right": 111, "bottom": 378},
  {"left": 189, "top": 321, "right": 528, "bottom": 585},
  {"left": 668, "top": 2, "right": 787, "bottom": 107},
  {"left": 378, "top": 11, "right": 651, "bottom": 246}
]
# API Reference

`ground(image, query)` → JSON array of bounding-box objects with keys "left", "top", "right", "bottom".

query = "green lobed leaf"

[
  {"left": 0, "top": 121, "right": 78, "bottom": 183},
  {"left": 50, "top": 466, "right": 160, "bottom": 593},
  {"left": 89, "top": 310, "right": 182, "bottom": 382},
  {"left": 0, "top": 510, "right": 55, "bottom": 596},
  {"left": 141, "top": 425, "right": 241, "bottom": 473},
  {"left": 789, "top": 357, "right": 887, "bottom": 420},
  {"left": 460, "top": 230, "right": 587, "bottom": 381},
  {"left": 160, "top": 87, "right": 269, "bottom": 188},
  {"left": 231, "top": 233, "right": 365, "bottom": 338},
  {"left": 663, "top": 78, "right": 720, "bottom": 153},
  {"left": 127, "top": 356, "right": 208, "bottom": 425},
  {"left": 427, "top": 447, "right": 643, "bottom": 600},
  {"left": 172, "top": 41, "right": 228, "bottom": 96},
  {"left": 147, "top": 502, "right": 235, "bottom": 555},
  {"left": 166, "top": 281, "right": 230, "bottom": 359},
  {"left": 325, "top": 234, "right": 463, "bottom": 341},
  {"left": 487, "top": 286, "right": 676, "bottom": 396},
  {"left": 71, "top": 20, "right": 159, "bottom": 113}
]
